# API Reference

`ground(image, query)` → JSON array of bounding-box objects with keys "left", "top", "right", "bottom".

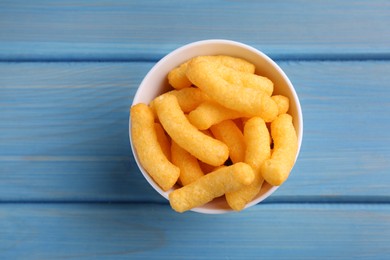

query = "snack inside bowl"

[{"left": 130, "top": 39, "right": 303, "bottom": 214}]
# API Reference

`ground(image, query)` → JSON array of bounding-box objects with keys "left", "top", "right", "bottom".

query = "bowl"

[{"left": 130, "top": 39, "right": 303, "bottom": 214}]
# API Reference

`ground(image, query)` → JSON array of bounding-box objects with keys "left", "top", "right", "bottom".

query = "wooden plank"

[
  {"left": 0, "top": 0, "right": 390, "bottom": 60},
  {"left": 0, "top": 61, "right": 390, "bottom": 202},
  {"left": 0, "top": 203, "right": 389, "bottom": 259},
  {"left": 277, "top": 60, "right": 390, "bottom": 200}
]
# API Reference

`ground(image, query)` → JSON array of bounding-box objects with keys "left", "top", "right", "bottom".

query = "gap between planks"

[
  {"left": 1, "top": 52, "right": 390, "bottom": 63},
  {"left": 0, "top": 196, "right": 389, "bottom": 205}
]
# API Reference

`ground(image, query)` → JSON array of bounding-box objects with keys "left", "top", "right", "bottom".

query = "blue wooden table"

[{"left": 1, "top": 1, "right": 390, "bottom": 259}]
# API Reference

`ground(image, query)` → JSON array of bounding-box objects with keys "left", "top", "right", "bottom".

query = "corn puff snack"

[
  {"left": 168, "top": 62, "right": 192, "bottom": 89},
  {"left": 210, "top": 120, "right": 246, "bottom": 164},
  {"left": 130, "top": 104, "right": 180, "bottom": 191},
  {"left": 150, "top": 87, "right": 209, "bottom": 117},
  {"left": 153, "top": 93, "right": 229, "bottom": 166},
  {"left": 207, "top": 55, "right": 256, "bottom": 73},
  {"left": 154, "top": 122, "right": 171, "bottom": 161},
  {"left": 226, "top": 117, "right": 270, "bottom": 210},
  {"left": 171, "top": 140, "right": 204, "bottom": 186},
  {"left": 168, "top": 55, "right": 255, "bottom": 89},
  {"left": 169, "top": 162, "right": 255, "bottom": 213},
  {"left": 261, "top": 114, "right": 298, "bottom": 186},
  {"left": 272, "top": 95, "right": 290, "bottom": 115},
  {"left": 188, "top": 101, "right": 245, "bottom": 130},
  {"left": 168, "top": 87, "right": 210, "bottom": 113},
  {"left": 186, "top": 58, "right": 278, "bottom": 121},
  {"left": 215, "top": 65, "right": 273, "bottom": 96}
]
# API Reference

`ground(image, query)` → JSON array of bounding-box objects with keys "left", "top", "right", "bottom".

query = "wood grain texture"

[
  {"left": 0, "top": 0, "right": 389, "bottom": 60},
  {"left": 1, "top": 1, "right": 390, "bottom": 259},
  {"left": 1, "top": 61, "right": 389, "bottom": 202},
  {"left": 0, "top": 203, "right": 389, "bottom": 259}
]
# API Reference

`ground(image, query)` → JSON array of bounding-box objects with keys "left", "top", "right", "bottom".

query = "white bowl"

[{"left": 130, "top": 39, "right": 303, "bottom": 214}]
